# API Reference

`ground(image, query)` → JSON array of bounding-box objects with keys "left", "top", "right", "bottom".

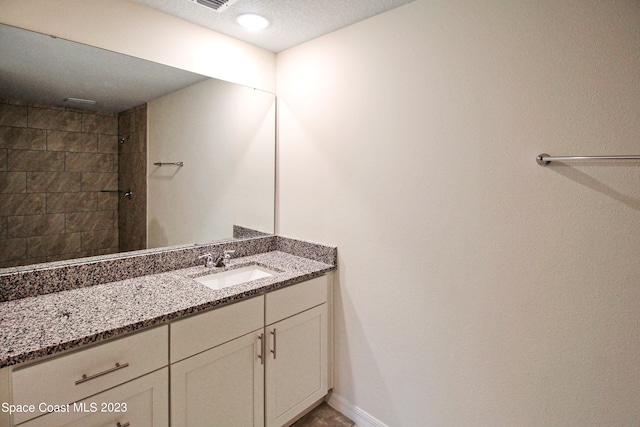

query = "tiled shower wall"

[
  {"left": 0, "top": 99, "right": 146, "bottom": 268},
  {"left": 118, "top": 104, "right": 147, "bottom": 253}
]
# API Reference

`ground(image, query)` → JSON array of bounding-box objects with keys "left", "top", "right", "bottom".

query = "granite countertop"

[{"left": 0, "top": 251, "right": 334, "bottom": 369}]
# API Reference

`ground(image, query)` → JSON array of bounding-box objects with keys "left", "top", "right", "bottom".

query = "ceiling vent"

[
  {"left": 189, "top": 0, "right": 239, "bottom": 12},
  {"left": 63, "top": 98, "right": 97, "bottom": 109}
]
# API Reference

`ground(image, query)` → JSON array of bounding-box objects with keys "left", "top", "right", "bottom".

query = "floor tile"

[{"left": 292, "top": 402, "right": 355, "bottom": 427}]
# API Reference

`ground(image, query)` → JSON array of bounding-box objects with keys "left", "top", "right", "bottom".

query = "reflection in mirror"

[
  {"left": 147, "top": 80, "right": 275, "bottom": 249},
  {"left": 0, "top": 24, "right": 275, "bottom": 269}
]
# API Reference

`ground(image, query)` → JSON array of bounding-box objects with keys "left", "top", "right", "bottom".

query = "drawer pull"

[
  {"left": 75, "top": 362, "right": 130, "bottom": 385},
  {"left": 270, "top": 329, "right": 277, "bottom": 359},
  {"left": 117, "top": 422, "right": 130, "bottom": 427}
]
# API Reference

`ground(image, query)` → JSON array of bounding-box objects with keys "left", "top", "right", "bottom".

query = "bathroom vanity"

[{"left": 0, "top": 236, "right": 336, "bottom": 427}]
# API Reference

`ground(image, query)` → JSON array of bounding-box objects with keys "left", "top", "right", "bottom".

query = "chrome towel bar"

[
  {"left": 153, "top": 161, "right": 184, "bottom": 167},
  {"left": 536, "top": 153, "right": 640, "bottom": 166}
]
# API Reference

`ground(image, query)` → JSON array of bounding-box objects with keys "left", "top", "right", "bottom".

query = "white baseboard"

[{"left": 327, "top": 392, "right": 389, "bottom": 427}]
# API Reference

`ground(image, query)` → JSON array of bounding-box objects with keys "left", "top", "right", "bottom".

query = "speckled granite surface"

[
  {"left": 278, "top": 236, "right": 337, "bottom": 266},
  {"left": 0, "top": 236, "right": 278, "bottom": 302},
  {"left": 0, "top": 250, "right": 335, "bottom": 368},
  {"left": 233, "top": 225, "right": 272, "bottom": 239},
  {"left": 0, "top": 235, "right": 337, "bottom": 303}
]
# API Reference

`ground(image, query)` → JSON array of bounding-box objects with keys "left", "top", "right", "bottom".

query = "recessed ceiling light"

[{"left": 236, "top": 13, "right": 270, "bottom": 31}]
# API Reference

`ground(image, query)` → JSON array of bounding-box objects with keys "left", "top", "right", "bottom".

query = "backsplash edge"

[{"left": 0, "top": 236, "right": 278, "bottom": 302}]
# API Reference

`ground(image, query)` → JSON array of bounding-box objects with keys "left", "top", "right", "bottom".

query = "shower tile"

[
  {"left": 97, "top": 192, "right": 118, "bottom": 211},
  {"left": 119, "top": 152, "right": 146, "bottom": 175},
  {"left": 112, "top": 153, "right": 119, "bottom": 173},
  {"left": 129, "top": 222, "right": 146, "bottom": 249},
  {"left": 0, "top": 172, "right": 26, "bottom": 193},
  {"left": 65, "top": 152, "right": 114, "bottom": 173},
  {"left": 47, "top": 130, "right": 98, "bottom": 152},
  {"left": 0, "top": 238, "right": 27, "bottom": 263},
  {"left": 98, "top": 134, "right": 118, "bottom": 154},
  {"left": 26, "top": 171, "right": 81, "bottom": 193},
  {"left": 28, "top": 107, "right": 82, "bottom": 132},
  {"left": 82, "top": 228, "right": 118, "bottom": 252},
  {"left": 0, "top": 104, "right": 27, "bottom": 127},
  {"left": 46, "top": 192, "right": 97, "bottom": 213},
  {"left": 26, "top": 233, "right": 81, "bottom": 257},
  {"left": 66, "top": 211, "right": 114, "bottom": 233},
  {"left": 0, "top": 194, "right": 46, "bottom": 216},
  {"left": 0, "top": 257, "right": 46, "bottom": 269},
  {"left": 8, "top": 150, "right": 65, "bottom": 172},
  {"left": 134, "top": 107, "right": 147, "bottom": 134},
  {"left": 1, "top": 102, "right": 128, "bottom": 268},
  {"left": 118, "top": 111, "right": 135, "bottom": 135},
  {"left": 46, "top": 251, "right": 89, "bottom": 262},
  {"left": 7, "top": 214, "right": 65, "bottom": 238},
  {"left": 97, "top": 247, "right": 119, "bottom": 256},
  {"left": 81, "top": 172, "right": 117, "bottom": 192},
  {"left": 82, "top": 113, "right": 118, "bottom": 135},
  {"left": 0, "top": 127, "right": 46, "bottom": 150},
  {"left": 119, "top": 132, "right": 145, "bottom": 154}
]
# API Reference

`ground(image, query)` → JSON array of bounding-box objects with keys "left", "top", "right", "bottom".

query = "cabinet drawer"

[
  {"left": 265, "top": 275, "right": 328, "bottom": 325},
  {"left": 170, "top": 296, "right": 264, "bottom": 363},
  {"left": 12, "top": 326, "right": 168, "bottom": 425},
  {"left": 20, "top": 367, "right": 168, "bottom": 427}
]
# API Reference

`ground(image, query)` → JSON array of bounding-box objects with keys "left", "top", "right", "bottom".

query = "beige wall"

[
  {"left": 277, "top": 1, "right": 640, "bottom": 425},
  {"left": 0, "top": 0, "right": 276, "bottom": 92},
  {"left": 147, "top": 79, "right": 275, "bottom": 248}
]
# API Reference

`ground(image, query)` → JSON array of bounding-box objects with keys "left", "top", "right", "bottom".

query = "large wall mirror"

[{"left": 0, "top": 24, "right": 275, "bottom": 270}]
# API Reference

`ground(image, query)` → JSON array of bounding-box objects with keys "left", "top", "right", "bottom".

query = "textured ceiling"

[
  {"left": 130, "top": 0, "right": 416, "bottom": 52},
  {"left": 0, "top": 1, "right": 418, "bottom": 112},
  {"left": 0, "top": 25, "right": 208, "bottom": 113}
]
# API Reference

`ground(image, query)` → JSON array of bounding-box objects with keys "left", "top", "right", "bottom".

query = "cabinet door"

[
  {"left": 171, "top": 330, "right": 265, "bottom": 427},
  {"left": 266, "top": 304, "right": 328, "bottom": 427},
  {"left": 20, "top": 368, "right": 168, "bottom": 427}
]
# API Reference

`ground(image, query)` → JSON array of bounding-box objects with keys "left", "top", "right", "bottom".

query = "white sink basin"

[{"left": 193, "top": 265, "right": 277, "bottom": 291}]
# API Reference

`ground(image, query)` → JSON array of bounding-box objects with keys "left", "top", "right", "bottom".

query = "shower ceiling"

[{"left": 130, "top": 0, "right": 416, "bottom": 52}]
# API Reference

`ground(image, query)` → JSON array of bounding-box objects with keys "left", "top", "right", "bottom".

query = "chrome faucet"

[
  {"left": 214, "top": 250, "right": 235, "bottom": 267},
  {"left": 199, "top": 250, "right": 235, "bottom": 268},
  {"left": 198, "top": 253, "right": 215, "bottom": 268}
]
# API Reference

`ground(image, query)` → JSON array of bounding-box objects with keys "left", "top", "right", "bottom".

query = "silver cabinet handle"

[
  {"left": 270, "top": 329, "right": 277, "bottom": 359},
  {"left": 257, "top": 333, "right": 265, "bottom": 365},
  {"left": 117, "top": 423, "right": 130, "bottom": 427},
  {"left": 75, "top": 362, "right": 130, "bottom": 385}
]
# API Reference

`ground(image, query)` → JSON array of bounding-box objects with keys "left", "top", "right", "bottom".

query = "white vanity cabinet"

[
  {"left": 170, "top": 274, "right": 330, "bottom": 427},
  {"left": 0, "top": 272, "right": 332, "bottom": 427},
  {"left": 7, "top": 325, "right": 168, "bottom": 427},
  {"left": 19, "top": 368, "right": 168, "bottom": 427},
  {"left": 170, "top": 296, "right": 265, "bottom": 427},
  {"left": 265, "top": 276, "right": 329, "bottom": 427}
]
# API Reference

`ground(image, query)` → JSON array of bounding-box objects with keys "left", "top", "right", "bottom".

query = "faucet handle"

[{"left": 223, "top": 250, "right": 235, "bottom": 259}]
